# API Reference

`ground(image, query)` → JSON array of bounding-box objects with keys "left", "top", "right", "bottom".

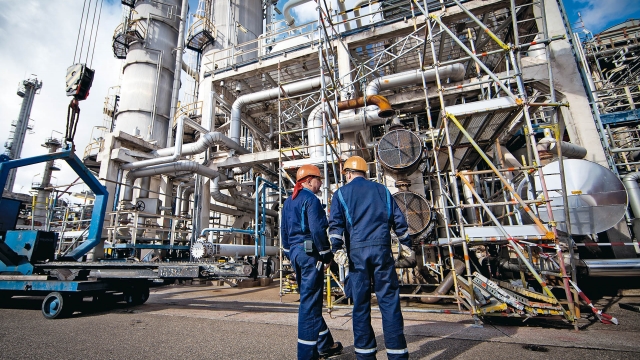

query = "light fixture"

[
  {"left": 273, "top": 5, "right": 282, "bottom": 15},
  {"left": 236, "top": 22, "right": 248, "bottom": 34}
]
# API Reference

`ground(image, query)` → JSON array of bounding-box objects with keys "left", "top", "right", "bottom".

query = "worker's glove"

[
  {"left": 320, "top": 251, "right": 334, "bottom": 265},
  {"left": 395, "top": 244, "right": 416, "bottom": 268},
  {"left": 334, "top": 249, "right": 348, "bottom": 267}
]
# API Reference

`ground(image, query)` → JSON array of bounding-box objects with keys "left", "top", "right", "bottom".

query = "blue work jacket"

[
  {"left": 328, "top": 177, "right": 410, "bottom": 250},
  {"left": 281, "top": 188, "right": 332, "bottom": 257}
]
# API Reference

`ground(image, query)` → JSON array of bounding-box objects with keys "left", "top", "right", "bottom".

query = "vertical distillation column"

[
  {"left": 34, "top": 138, "right": 62, "bottom": 229},
  {"left": 114, "top": 0, "right": 182, "bottom": 148},
  {"left": 4, "top": 77, "right": 43, "bottom": 193}
]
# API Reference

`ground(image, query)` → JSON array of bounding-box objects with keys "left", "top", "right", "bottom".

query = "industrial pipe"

[
  {"left": 181, "top": 186, "right": 194, "bottom": 215},
  {"left": 155, "top": 130, "right": 249, "bottom": 157},
  {"left": 366, "top": 65, "right": 466, "bottom": 96},
  {"left": 337, "top": 0, "right": 352, "bottom": 31},
  {"left": 420, "top": 259, "right": 466, "bottom": 303},
  {"left": 123, "top": 160, "right": 221, "bottom": 202},
  {"left": 353, "top": 0, "right": 369, "bottom": 28},
  {"left": 623, "top": 172, "right": 640, "bottom": 219},
  {"left": 307, "top": 95, "right": 393, "bottom": 157},
  {"left": 231, "top": 76, "right": 327, "bottom": 144},
  {"left": 283, "top": 0, "right": 313, "bottom": 26},
  {"left": 121, "top": 114, "right": 186, "bottom": 170},
  {"left": 537, "top": 137, "right": 587, "bottom": 160},
  {"left": 211, "top": 176, "right": 278, "bottom": 217},
  {"left": 579, "top": 259, "right": 640, "bottom": 277}
]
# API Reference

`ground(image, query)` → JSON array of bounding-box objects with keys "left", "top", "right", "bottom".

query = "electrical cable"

[{"left": 73, "top": 0, "right": 89, "bottom": 64}]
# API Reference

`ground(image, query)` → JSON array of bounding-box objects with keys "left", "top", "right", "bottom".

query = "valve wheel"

[{"left": 135, "top": 200, "right": 145, "bottom": 211}]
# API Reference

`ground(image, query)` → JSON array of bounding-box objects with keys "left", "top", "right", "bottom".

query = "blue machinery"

[
  {"left": 0, "top": 148, "right": 268, "bottom": 318},
  {"left": 0, "top": 146, "right": 108, "bottom": 266}
]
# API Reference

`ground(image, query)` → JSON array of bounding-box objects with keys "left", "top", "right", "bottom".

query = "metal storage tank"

[{"left": 114, "top": 0, "right": 183, "bottom": 148}]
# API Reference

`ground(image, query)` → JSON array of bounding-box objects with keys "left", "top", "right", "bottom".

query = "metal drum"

[
  {"left": 393, "top": 191, "right": 433, "bottom": 236},
  {"left": 377, "top": 129, "right": 423, "bottom": 176}
]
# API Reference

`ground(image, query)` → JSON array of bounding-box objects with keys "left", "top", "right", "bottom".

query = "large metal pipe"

[
  {"left": 123, "top": 160, "right": 221, "bottom": 201},
  {"left": 121, "top": 114, "right": 186, "bottom": 170},
  {"left": 230, "top": 76, "right": 327, "bottom": 144},
  {"left": 181, "top": 186, "right": 194, "bottom": 215},
  {"left": 366, "top": 65, "right": 466, "bottom": 96},
  {"left": 308, "top": 95, "right": 393, "bottom": 157},
  {"left": 579, "top": 259, "right": 640, "bottom": 277},
  {"left": 337, "top": 0, "right": 351, "bottom": 31},
  {"left": 211, "top": 176, "right": 278, "bottom": 217},
  {"left": 155, "top": 130, "right": 249, "bottom": 157},
  {"left": 420, "top": 259, "right": 466, "bottom": 303},
  {"left": 283, "top": 0, "right": 313, "bottom": 26},
  {"left": 353, "top": 0, "right": 369, "bottom": 28},
  {"left": 537, "top": 137, "right": 587, "bottom": 160},
  {"left": 623, "top": 172, "right": 640, "bottom": 218}
]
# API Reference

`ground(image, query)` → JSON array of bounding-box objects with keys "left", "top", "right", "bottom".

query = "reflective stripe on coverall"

[
  {"left": 328, "top": 177, "right": 411, "bottom": 360},
  {"left": 282, "top": 188, "right": 335, "bottom": 359}
]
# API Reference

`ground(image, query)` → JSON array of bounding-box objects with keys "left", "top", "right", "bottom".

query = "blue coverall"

[
  {"left": 282, "top": 188, "right": 336, "bottom": 360},
  {"left": 329, "top": 177, "right": 411, "bottom": 360}
]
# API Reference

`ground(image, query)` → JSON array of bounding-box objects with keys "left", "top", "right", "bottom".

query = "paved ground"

[{"left": 1, "top": 281, "right": 639, "bottom": 359}]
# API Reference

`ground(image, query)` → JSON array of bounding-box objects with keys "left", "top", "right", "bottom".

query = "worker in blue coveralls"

[
  {"left": 329, "top": 156, "right": 413, "bottom": 360},
  {"left": 281, "top": 164, "right": 343, "bottom": 360}
]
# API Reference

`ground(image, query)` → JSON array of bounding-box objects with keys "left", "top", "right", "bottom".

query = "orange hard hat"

[
  {"left": 343, "top": 156, "right": 367, "bottom": 173},
  {"left": 296, "top": 164, "right": 321, "bottom": 181}
]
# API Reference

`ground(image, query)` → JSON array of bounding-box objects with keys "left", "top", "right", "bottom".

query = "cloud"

[
  {"left": 0, "top": 0, "right": 122, "bottom": 196},
  {"left": 288, "top": 0, "right": 381, "bottom": 28},
  {"left": 573, "top": 0, "right": 640, "bottom": 32}
]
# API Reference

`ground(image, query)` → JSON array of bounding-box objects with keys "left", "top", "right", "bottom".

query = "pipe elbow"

[
  {"left": 367, "top": 95, "right": 394, "bottom": 118},
  {"left": 337, "top": 95, "right": 394, "bottom": 118}
]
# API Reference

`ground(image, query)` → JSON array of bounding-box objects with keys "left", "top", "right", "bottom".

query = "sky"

[
  {"left": 564, "top": 0, "right": 640, "bottom": 34},
  {"left": 0, "top": 0, "right": 638, "bottom": 199}
]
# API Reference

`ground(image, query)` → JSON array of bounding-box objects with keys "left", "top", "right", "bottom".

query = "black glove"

[{"left": 321, "top": 251, "right": 334, "bottom": 265}]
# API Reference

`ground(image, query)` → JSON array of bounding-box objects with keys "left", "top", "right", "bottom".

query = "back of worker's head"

[
  {"left": 343, "top": 156, "right": 367, "bottom": 183},
  {"left": 292, "top": 164, "right": 322, "bottom": 199}
]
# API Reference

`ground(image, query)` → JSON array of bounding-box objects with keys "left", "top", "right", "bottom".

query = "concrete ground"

[{"left": 0, "top": 280, "right": 639, "bottom": 359}]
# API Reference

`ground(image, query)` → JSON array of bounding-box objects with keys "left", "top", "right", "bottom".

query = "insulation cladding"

[
  {"left": 115, "top": 0, "right": 182, "bottom": 148},
  {"left": 198, "top": 0, "right": 263, "bottom": 132}
]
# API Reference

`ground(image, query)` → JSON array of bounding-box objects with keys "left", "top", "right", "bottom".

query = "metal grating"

[
  {"left": 393, "top": 191, "right": 433, "bottom": 235},
  {"left": 378, "top": 129, "right": 423, "bottom": 171}
]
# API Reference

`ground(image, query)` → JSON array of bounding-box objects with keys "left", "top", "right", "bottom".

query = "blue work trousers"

[
  {"left": 350, "top": 245, "right": 408, "bottom": 359},
  {"left": 291, "top": 245, "right": 335, "bottom": 360}
]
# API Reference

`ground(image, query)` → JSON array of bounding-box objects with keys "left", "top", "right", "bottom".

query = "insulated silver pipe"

[
  {"left": 580, "top": 259, "right": 640, "bottom": 277},
  {"left": 211, "top": 176, "right": 278, "bottom": 217},
  {"left": 181, "top": 186, "right": 194, "bottom": 215},
  {"left": 230, "top": 76, "right": 327, "bottom": 143},
  {"left": 121, "top": 114, "right": 186, "bottom": 170},
  {"left": 283, "top": 0, "right": 313, "bottom": 26},
  {"left": 124, "top": 160, "right": 221, "bottom": 201},
  {"left": 420, "top": 259, "right": 466, "bottom": 303},
  {"left": 337, "top": 0, "right": 351, "bottom": 31},
  {"left": 353, "top": 0, "right": 370, "bottom": 28},
  {"left": 365, "top": 65, "right": 466, "bottom": 96},
  {"left": 155, "top": 130, "right": 249, "bottom": 157},
  {"left": 623, "top": 172, "right": 640, "bottom": 218}
]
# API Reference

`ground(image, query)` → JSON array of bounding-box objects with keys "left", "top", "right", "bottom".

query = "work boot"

[{"left": 319, "top": 342, "right": 343, "bottom": 359}]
